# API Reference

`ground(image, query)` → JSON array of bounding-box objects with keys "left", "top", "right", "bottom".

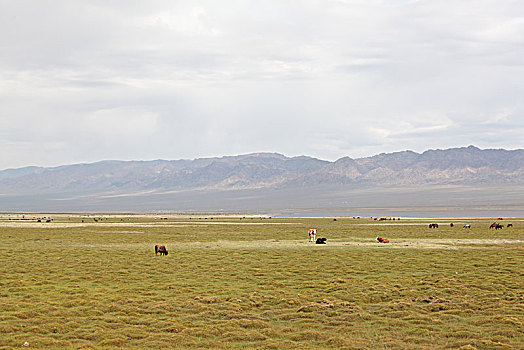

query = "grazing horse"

[
  {"left": 155, "top": 245, "right": 168, "bottom": 256},
  {"left": 315, "top": 237, "right": 327, "bottom": 244},
  {"left": 495, "top": 224, "right": 503, "bottom": 230},
  {"left": 507, "top": 224, "right": 513, "bottom": 228},
  {"left": 463, "top": 224, "right": 471, "bottom": 229},
  {"left": 429, "top": 223, "right": 439, "bottom": 228},
  {"left": 376, "top": 237, "right": 390, "bottom": 243},
  {"left": 489, "top": 222, "right": 499, "bottom": 229}
]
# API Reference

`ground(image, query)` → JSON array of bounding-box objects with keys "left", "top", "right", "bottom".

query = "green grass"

[{"left": 0, "top": 215, "right": 523, "bottom": 349}]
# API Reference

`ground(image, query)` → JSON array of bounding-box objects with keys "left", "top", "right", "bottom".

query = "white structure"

[{"left": 308, "top": 229, "right": 317, "bottom": 242}]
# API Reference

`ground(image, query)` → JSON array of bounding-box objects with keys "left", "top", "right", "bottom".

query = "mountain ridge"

[
  {"left": 1, "top": 146, "right": 524, "bottom": 193},
  {"left": 1, "top": 146, "right": 523, "bottom": 212}
]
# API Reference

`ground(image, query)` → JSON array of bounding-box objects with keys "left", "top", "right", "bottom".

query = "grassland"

[{"left": 0, "top": 214, "right": 523, "bottom": 349}]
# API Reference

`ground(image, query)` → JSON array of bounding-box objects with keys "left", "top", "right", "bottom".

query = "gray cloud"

[{"left": 1, "top": 0, "right": 523, "bottom": 169}]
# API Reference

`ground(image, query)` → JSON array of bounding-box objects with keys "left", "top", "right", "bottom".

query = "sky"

[{"left": 1, "top": 0, "right": 523, "bottom": 170}]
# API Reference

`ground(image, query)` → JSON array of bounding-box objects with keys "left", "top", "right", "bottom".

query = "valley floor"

[{"left": 0, "top": 214, "right": 523, "bottom": 349}]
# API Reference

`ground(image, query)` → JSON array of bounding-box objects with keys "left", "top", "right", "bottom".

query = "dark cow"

[
  {"left": 315, "top": 237, "right": 327, "bottom": 244},
  {"left": 376, "top": 237, "right": 390, "bottom": 243},
  {"left": 155, "top": 245, "right": 168, "bottom": 256}
]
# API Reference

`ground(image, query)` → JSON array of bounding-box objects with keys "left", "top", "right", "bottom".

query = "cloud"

[{"left": 1, "top": 0, "right": 523, "bottom": 169}]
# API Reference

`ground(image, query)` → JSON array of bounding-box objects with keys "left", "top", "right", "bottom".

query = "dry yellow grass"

[{"left": 0, "top": 215, "right": 522, "bottom": 349}]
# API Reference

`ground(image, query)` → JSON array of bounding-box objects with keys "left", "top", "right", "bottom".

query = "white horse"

[{"left": 308, "top": 229, "right": 317, "bottom": 242}]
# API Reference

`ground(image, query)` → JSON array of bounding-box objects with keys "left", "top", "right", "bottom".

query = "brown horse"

[
  {"left": 155, "top": 245, "right": 168, "bottom": 256},
  {"left": 376, "top": 237, "right": 390, "bottom": 243}
]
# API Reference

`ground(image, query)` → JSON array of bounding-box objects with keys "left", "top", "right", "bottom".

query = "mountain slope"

[
  {"left": 0, "top": 146, "right": 523, "bottom": 211},
  {"left": 1, "top": 146, "right": 523, "bottom": 195}
]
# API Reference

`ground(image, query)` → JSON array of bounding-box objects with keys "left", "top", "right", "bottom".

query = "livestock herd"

[{"left": 153, "top": 219, "right": 514, "bottom": 256}]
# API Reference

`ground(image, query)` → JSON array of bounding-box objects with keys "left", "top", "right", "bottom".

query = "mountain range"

[{"left": 1, "top": 146, "right": 523, "bottom": 213}]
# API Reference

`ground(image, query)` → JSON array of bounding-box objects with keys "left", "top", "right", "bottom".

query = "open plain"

[{"left": 0, "top": 214, "right": 523, "bottom": 349}]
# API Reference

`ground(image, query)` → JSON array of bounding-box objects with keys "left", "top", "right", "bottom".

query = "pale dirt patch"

[
  {"left": 143, "top": 221, "right": 298, "bottom": 225},
  {"left": 83, "top": 230, "right": 145, "bottom": 234},
  {"left": 0, "top": 222, "right": 93, "bottom": 228},
  {"left": 0, "top": 213, "right": 274, "bottom": 220},
  {"left": 27, "top": 238, "right": 523, "bottom": 251},
  {"left": 338, "top": 238, "right": 524, "bottom": 249},
  {"left": 349, "top": 221, "right": 490, "bottom": 226},
  {"left": 0, "top": 221, "right": 298, "bottom": 228},
  {"left": 351, "top": 223, "right": 434, "bottom": 226}
]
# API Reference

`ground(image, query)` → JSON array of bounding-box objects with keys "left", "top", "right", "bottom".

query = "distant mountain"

[
  {"left": 0, "top": 153, "right": 331, "bottom": 194},
  {"left": 1, "top": 146, "right": 523, "bottom": 212}
]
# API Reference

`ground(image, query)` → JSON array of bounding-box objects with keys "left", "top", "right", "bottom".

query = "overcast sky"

[{"left": 1, "top": 0, "right": 523, "bottom": 170}]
